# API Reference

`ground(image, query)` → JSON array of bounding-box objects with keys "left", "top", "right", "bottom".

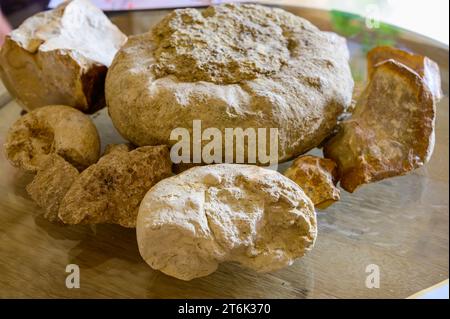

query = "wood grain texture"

[{"left": 0, "top": 7, "right": 448, "bottom": 298}]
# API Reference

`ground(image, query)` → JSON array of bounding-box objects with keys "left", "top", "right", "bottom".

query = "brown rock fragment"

[
  {"left": 4, "top": 105, "right": 100, "bottom": 172},
  {"left": 102, "top": 143, "right": 133, "bottom": 156},
  {"left": 284, "top": 155, "right": 340, "bottom": 209},
  {"left": 367, "top": 46, "right": 442, "bottom": 101},
  {"left": 0, "top": 0, "right": 127, "bottom": 112},
  {"left": 58, "top": 145, "right": 172, "bottom": 227},
  {"left": 324, "top": 60, "right": 435, "bottom": 193},
  {"left": 26, "top": 154, "right": 79, "bottom": 223}
]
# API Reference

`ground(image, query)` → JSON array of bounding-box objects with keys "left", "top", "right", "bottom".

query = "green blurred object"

[{"left": 330, "top": 9, "right": 399, "bottom": 53}]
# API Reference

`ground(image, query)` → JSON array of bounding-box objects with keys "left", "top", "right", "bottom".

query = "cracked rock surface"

[
  {"left": 137, "top": 164, "right": 317, "bottom": 281},
  {"left": 59, "top": 145, "right": 172, "bottom": 227},
  {"left": 106, "top": 3, "right": 354, "bottom": 163},
  {"left": 26, "top": 154, "right": 79, "bottom": 223},
  {"left": 4, "top": 105, "right": 100, "bottom": 172}
]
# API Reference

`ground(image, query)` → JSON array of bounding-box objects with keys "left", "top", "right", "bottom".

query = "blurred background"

[
  {"left": 0, "top": 0, "right": 449, "bottom": 46},
  {"left": 271, "top": 0, "right": 449, "bottom": 45}
]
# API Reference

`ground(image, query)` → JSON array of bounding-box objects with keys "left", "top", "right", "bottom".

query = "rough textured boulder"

[
  {"left": 137, "top": 164, "right": 317, "bottom": 280},
  {"left": 106, "top": 4, "right": 353, "bottom": 164}
]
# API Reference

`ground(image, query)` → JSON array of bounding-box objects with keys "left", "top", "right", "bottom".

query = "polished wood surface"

[
  {"left": 0, "top": 80, "right": 10, "bottom": 107},
  {"left": 0, "top": 6, "right": 448, "bottom": 298}
]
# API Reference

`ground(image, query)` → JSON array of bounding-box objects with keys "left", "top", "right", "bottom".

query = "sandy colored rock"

[
  {"left": 102, "top": 143, "right": 133, "bottom": 156},
  {"left": 58, "top": 145, "right": 172, "bottom": 228},
  {"left": 26, "top": 154, "right": 79, "bottom": 223},
  {"left": 0, "top": 0, "right": 127, "bottom": 113},
  {"left": 4, "top": 105, "right": 100, "bottom": 172},
  {"left": 284, "top": 155, "right": 340, "bottom": 209},
  {"left": 137, "top": 164, "right": 317, "bottom": 281},
  {"left": 367, "top": 46, "right": 442, "bottom": 101},
  {"left": 324, "top": 60, "right": 435, "bottom": 193},
  {"left": 106, "top": 4, "right": 353, "bottom": 164}
]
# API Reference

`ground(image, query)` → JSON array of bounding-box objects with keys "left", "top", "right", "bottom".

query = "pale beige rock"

[
  {"left": 4, "top": 105, "right": 100, "bottom": 172},
  {"left": 324, "top": 60, "right": 436, "bottom": 193},
  {"left": 106, "top": 4, "right": 353, "bottom": 163},
  {"left": 58, "top": 145, "right": 172, "bottom": 228},
  {"left": 0, "top": 0, "right": 127, "bottom": 113},
  {"left": 137, "top": 164, "right": 317, "bottom": 281},
  {"left": 284, "top": 155, "right": 340, "bottom": 209},
  {"left": 26, "top": 154, "right": 79, "bottom": 223}
]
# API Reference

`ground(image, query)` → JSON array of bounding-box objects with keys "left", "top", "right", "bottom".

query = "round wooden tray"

[{"left": 0, "top": 6, "right": 448, "bottom": 298}]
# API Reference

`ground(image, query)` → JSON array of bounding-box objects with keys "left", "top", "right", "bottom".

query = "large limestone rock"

[{"left": 106, "top": 4, "right": 354, "bottom": 164}]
